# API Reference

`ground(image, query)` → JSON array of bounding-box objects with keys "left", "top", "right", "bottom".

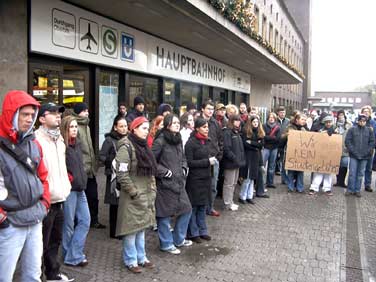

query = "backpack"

[{"left": 110, "top": 142, "right": 132, "bottom": 198}]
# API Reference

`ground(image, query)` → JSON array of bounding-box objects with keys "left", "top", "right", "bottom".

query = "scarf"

[
  {"left": 41, "top": 126, "right": 61, "bottom": 142},
  {"left": 162, "top": 129, "right": 182, "bottom": 145},
  {"left": 216, "top": 115, "right": 224, "bottom": 127},
  {"left": 68, "top": 137, "right": 76, "bottom": 146},
  {"left": 195, "top": 132, "right": 208, "bottom": 145},
  {"left": 128, "top": 132, "right": 157, "bottom": 176}
]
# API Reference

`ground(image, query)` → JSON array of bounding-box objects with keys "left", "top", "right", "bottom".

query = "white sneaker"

[
  {"left": 226, "top": 204, "right": 239, "bottom": 211},
  {"left": 46, "top": 273, "right": 75, "bottom": 282},
  {"left": 163, "top": 247, "right": 181, "bottom": 255},
  {"left": 177, "top": 239, "right": 192, "bottom": 247}
]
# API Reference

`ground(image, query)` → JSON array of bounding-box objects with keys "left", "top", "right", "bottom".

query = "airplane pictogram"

[{"left": 81, "top": 23, "right": 97, "bottom": 51}]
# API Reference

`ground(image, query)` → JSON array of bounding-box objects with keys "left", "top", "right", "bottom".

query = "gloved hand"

[
  {"left": 209, "top": 157, "right": 217, "bottom": 165},
  {"left": 130, "top": 192, "right": 139, "bottom": 200},
  {"left": 182, "top": 167, "right": 188, "bottom": 177},
  {"left": 164, "top": 170, "right": 173, "bottom": 178},
  {"left": 0, "top": 218, "right": 9, "bottom": 229}
]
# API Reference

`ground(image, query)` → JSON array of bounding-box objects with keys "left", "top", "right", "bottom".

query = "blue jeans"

[
  {"left": 207, "top": 159, "right": 219, "bottom": 213},
  {"left": 256, "top": 166, "right": 266, "bottom": 196},
  {"left": 348, "top": 158, "right": 368, "bottom": 193},
  {"left": 364, "top": 152, "right": 374, "bottom": 187},
  {"left": 263, "top": 148, "right": 278, "bottom": 185},
  {"left": 278, "top": 148, "right": 289, "bottom": 184},
  {"left": 0, "top": 222, "right": 43, "bottom": 282},
  {"left": 188, "top": 205, "right": 208, "bottom": 238},
  {"left": 340, "top": 156, "right": 349, "bottom": 168},
  {"left": 157, "top": 211, "right": 192, "bottom": 250},
  {"left": 122, "top": 230, "right": 148, "bottom": 267},
  {"left": 287, "top": 170, "right": 304, "bottom": 192},
  {"left": 239, "top": 178, "right": 254, "bottom": 200},
  {"left": 62, "top": 191, "right": 91, "bottom": 265}
]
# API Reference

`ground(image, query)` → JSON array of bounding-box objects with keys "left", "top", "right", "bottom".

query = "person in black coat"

[
  {"left": 222, "top": 115, "right": 246, "bottom": 211},
  {"left": 185, "top": 117, "right": 214, "bottom": 243},
  {"left": 263, "top": 112, "right": 281, "bottom": 188},
  {"left": 152, "top": 114, "right": 192, "bottom": 253},
  {"left": 239, "top": 115, "right": 265, "bottom": 203},
  {"left": 99, "top": 115, "right": 128, "bottom": 239},
  {"left": 60, "top": 115, "right": 90, "bottom": 267}
]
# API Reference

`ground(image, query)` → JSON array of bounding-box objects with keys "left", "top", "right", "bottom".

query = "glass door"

[
  {"left": 98, "top": 70, "right": 119, "bottom": 148},
  {"left": 29, "top": 62, "right": 62, "bottom": 105}
]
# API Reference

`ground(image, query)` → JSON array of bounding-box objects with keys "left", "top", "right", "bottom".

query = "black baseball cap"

[{"left": 38, "top": 102, "right": 65, "bottom": 117}]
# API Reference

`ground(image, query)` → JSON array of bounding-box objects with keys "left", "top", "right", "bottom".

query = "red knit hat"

[{"left": 129, "top": 116, "right": 148, "bottom": 131}]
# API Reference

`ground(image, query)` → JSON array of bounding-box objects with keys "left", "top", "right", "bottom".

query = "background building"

[
  {"left": 0, "top": 0, "right": 311, "bottom": 149},
  {"left": 311, "top": 91, "right": 372, "bottom": 114}
]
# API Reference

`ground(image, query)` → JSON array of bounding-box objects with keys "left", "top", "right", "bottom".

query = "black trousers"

[
  {"left": 109, "top": 204, "right": 118, "bottom": 238},
  {"left": 42, "top": 202, "right": 64, "bottom": 279},
  {"left": 85, "top": 176, "right": 99, "bottom": 224}
]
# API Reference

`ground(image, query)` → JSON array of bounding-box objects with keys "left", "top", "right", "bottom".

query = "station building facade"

[{"left": 0, "top": 0, "right": 310, "bottom": 150}]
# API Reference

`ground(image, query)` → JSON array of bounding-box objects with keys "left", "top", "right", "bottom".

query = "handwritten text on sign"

[{"left": 285, "top": 131, "right": 342, "bottom": 174}]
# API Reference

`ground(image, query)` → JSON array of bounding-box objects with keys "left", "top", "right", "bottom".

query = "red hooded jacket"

[{"left": 0, "top": 90, "right": 50, "bottom": 223}]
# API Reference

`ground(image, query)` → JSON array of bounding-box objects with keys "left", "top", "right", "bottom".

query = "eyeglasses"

[{"left": 43, "top": 112, "right": 62, "bottom": 117}]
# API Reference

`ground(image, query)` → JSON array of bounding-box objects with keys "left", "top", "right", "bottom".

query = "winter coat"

[
  {"left": 0, "top": 90, "right": 50, "bottom": 227},
  {"left": 66, "top": 140, "right": 87, "bottom": 192},
  {"left": 242, "top": 129, "right": 264, "bottom": 180},
  {"left": 222, "top": 128, "right": 246, "bottom": 170},
  {"left": 263, "top": 123, "right": 281, "bottom": 150},
  {"left": 345, "top": 125, "right": 375, "bottom": 160},
  {"left": 180, "top": 127, "right": 192, "bottom": 149},
  {"left": 115, "top": 137, "right": 156, "bottom": 237},
  {"left": 73, "top": 114, "right": 97, "bottom": 178},
  {"left": 184, "top": 134, "right": 212, "bottom": 206},
  {"left": 35, "top": 128, "right": 71, "bottom": 203},
  {"left": 99, "top": 132, "right": 123, "bottom": 205},
  {"left": 310, "top": 117, "right": 322, "bottom": 132},
  {"left": 278, "top": 117, "right": 290, "bottom": 148},
  {"left": 203, "top": 116, "right": 224, "bottom": 161},
  {"left": 335, "top": 120, "right": 352, "bottom": 157},
  {"left": 152, "top": 131, "right": 192, "bottom": 218},
  {"left": 126, "top": 109, "right": 147, "bottom": 124}
]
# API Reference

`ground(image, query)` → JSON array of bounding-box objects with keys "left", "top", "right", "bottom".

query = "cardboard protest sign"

[{"left": 285, "top": 130, "right": 342, "bottom": 174}]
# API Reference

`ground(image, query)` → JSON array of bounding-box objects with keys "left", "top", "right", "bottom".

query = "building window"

[
  {"left": 254, "top": 6, "right": 259, "bottom": 33},
  {"left": 327, "top": 97, "right": 333, "bottom": 103},
  {"left": 334, "top": 97, "right": 340, "bottom": 103},
  {"left": 262, "top": 15, "right": 267, "bottom": 39},
  {"left": 321, "top": 98, "right": 326, "bottom": 102},
  {"left": 355, "top": 97, "right": 362, "bottom": 103},
  {"left": 341, "top": 97, "right": 347, "bottom": 103},
  {"left": 280, "top": 35, "right": 283, "bottom": 54},
  {"left": 348, "top": 98, "right": 354, "bottom": 103},
  {"left": 284, "top": 40, "right": 287, "bottom": 58},
  {"left": 269, "top": 23, "right": 273, "bottom": 45},
  {"left": 276, "top": 12, "right": 279, "bottom": 22},
  {"left": 270, "top": 4, "right": 273, "bottom": 14},
  {"left": 275, "top": 30, "right": 279, "bottom": 52}
]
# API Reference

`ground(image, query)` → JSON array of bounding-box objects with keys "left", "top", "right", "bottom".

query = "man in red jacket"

[{"left": 0, "top": 90, "right": 50, "bottom": 282}]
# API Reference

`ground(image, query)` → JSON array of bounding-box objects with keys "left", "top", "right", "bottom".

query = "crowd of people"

[{"left": 0, "top": 90, "right": 375, "bottom": 281}]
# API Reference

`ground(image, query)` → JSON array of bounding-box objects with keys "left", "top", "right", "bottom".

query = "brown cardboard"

[{"left": 284, "top": 130, "right": 342, "bottom": 174}]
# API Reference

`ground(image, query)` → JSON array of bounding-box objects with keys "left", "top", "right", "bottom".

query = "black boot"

[{"left": 336, "top": 167, "right": 347, "bottom": 188}]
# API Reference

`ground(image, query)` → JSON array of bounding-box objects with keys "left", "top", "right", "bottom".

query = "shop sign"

[
  {"left": 52, "top": 9, "right": 75, "bottom": 49},
  {"left": 30, "top": 0, "right": 251, "bottom": 93}
]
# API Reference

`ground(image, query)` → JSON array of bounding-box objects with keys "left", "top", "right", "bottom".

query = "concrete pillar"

[
  {"left": 0, "top": 0, "right": 28, "bottom": 107},
  {"left": 249, "top": 78, "right": 272, "bottom": 108}
]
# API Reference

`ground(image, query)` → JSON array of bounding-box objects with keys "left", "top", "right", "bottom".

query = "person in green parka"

[{"left": 115, "top": 116, "right": 157, "bottom": 274}]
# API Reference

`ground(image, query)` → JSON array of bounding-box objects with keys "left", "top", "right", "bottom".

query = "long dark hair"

[{"left": 112, "top": 114, "right": 127, "bottom": 131}]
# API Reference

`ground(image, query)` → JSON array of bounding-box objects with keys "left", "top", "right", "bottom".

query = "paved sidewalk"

[{"left": 56, "top": 171, "right": 376, "bottom": 282}]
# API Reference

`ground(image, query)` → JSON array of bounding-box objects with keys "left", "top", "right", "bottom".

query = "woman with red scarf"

[{"left": 185, "top": 117, "right": 214, "bottom": 243}]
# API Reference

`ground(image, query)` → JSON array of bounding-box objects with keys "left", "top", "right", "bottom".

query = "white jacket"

[{"left": 35, "top": 128, "right": 71, "bottom": 203}]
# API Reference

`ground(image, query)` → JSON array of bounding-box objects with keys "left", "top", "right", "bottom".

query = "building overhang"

[{"left": 66, "top": 0, "right": 302, "bottom": 84}]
